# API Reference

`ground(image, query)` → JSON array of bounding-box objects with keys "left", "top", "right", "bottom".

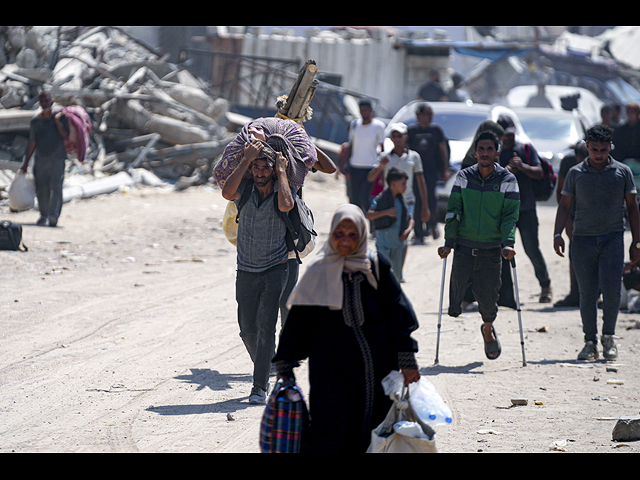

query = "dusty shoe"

[
  {"left": 578, "top": 341, "right": 599, "bottom": 361},
  {"left": 601, "top": 335, "right": 618, "bottom": 361},
  {"left": 248, "top": 384, "right": 269, "bottom": 405},
  {"left": 539, "top": 286, "right": 553, "bottom": 304}
]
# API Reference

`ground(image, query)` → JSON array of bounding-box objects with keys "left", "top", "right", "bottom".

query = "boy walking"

[{"left": 367, "top": 168, "right": 415, "bottom": 282}]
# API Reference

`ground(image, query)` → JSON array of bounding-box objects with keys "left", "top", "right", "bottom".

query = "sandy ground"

[{"left": 1, "top": 171, "right": 639, "bottom": 454}]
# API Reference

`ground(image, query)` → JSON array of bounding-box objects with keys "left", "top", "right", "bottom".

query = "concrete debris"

[
  {"left": 0, "top": 26, "right": 238, "bottom": 206},
  {"left": 612, "top": 416, "right": 640, "bottom": 442}
]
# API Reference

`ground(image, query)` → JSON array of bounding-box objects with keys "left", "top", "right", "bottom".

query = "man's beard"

[{"left": 253, "top": 173, "right": 274, "bottom": 187}]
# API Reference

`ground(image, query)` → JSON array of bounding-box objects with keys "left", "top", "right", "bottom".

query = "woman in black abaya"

[{"left": 273, "top": 204, "right": 421, "bottom": 453}]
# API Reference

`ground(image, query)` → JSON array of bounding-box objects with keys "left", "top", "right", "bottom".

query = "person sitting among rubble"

[{"left": 19, "top": 90, "right": 70, "bottom": 227}]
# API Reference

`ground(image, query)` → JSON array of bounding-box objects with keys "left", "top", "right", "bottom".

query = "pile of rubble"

[{"left": 0, "top": 26, "right": 238, "bottom": 207}]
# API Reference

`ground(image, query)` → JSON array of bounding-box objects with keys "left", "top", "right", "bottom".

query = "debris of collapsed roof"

[{"left": 0, "top": 26, "right": 238, "bottom": 205}]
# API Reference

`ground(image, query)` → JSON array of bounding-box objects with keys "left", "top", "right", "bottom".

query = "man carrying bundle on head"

[{"left": 222, "top": 133, "right": 297, "bottom": 405}]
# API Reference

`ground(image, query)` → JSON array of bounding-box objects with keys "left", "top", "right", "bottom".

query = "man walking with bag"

[
  {"left": 497, "top": 115, "right": 553, "bottom": 304},
  {"left": 20, "top": 90, "right": 69, "bottom": 227},
  {"left": 222, "top": 137, "right": 295, "bottom": 405}
]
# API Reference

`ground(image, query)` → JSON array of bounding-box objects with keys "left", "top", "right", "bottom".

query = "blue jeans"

[
  {"left": 236, "top": 263, "right": 289, "bottom": 392},
  {"left": 571, "top": 232, "right": 624, "bottom": 343},
  {"left": 377, "top": 245, "right": 405, "bottom": 282}
]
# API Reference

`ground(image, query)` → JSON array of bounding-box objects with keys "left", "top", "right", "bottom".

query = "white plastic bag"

[
  {"left": 8, "top": 171, "right": 35, "bottom": 212},
  {"left": 368, "top": 395, "right": 437, "bottom": 453},
  {"left": 382, "top": 371, "right": 453, "bottom": 428}
]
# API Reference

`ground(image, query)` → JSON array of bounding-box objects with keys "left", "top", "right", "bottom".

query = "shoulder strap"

[
  {"left": 273, "top": 193, "right": 303, "bottom": 265},
  {"left": 235, "top": 179, "right": 254, "bottom": 223},
  {"left": 523, "top": 143, "right": 531, "bottom": 164}
]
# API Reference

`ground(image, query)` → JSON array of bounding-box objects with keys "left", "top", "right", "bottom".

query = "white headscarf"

[{"left": 286, "top": 204, "right": 378, "bottom": 311}]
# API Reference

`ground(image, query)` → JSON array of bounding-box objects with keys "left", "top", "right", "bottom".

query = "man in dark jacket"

[{"left": 497, "top": 115, "right": 553, "bottom": 304}]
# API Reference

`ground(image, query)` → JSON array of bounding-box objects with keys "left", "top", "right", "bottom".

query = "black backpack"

[
  {"left": 236, "top": 180, "right": 317, "bottom": 264},
  {"left": 0, "top": 221, "right": 28, "bottom": 251},
  {"left": 523, "top": 144, "right": 557, "bottom": 202}
]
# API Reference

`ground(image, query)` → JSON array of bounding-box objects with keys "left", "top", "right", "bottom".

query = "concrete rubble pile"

[{"left": 0, "top": 26, "right": 237, "bottom": 208}]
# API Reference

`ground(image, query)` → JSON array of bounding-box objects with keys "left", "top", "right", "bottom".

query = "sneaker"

[
  {"left": 601, "top": 335, "right": 618, "bottom": 361},
  {"left": 48, "top": 216, "right": 58, "bottom": 227},
  {"left": 249, "top": 387, "right": 268, "bottom": 405},
  {"left": 578, "top": 341, "right": 599, "bottom": 361},
  {"left": 36, "top": 216, "right": 49, "bottom": 227},
  {"left": 540, "top": 286, "right": 553, "bottom": 304}
]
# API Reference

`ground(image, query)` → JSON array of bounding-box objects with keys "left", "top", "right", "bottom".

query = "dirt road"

[{"left": 1, "top": 172, "right": 639, "bottom": 453}]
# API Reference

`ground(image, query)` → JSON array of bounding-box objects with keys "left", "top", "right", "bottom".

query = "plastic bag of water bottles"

[{"left": 382, "top": 371, "right": 453, "bottom": 428}]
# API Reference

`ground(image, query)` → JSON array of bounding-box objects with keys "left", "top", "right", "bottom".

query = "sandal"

[{"left": 481, "top": 324, "right": 502, "bottom": 360}]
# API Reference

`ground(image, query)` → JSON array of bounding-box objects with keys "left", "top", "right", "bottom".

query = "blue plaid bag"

[{"left": 260, "top": 379, "right": 310, "bottom": 453}]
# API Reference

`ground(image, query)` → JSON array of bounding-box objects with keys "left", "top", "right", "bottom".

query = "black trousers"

[{"left": 448, "top": 247, "right": 502, "bottom": 323}]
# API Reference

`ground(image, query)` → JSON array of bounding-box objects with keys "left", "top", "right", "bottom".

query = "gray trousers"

[
  {"left": 34, "top": 158, "right": 65, "bottom": 221},
  {"left": 236, "top": 263, "right": 289, "bottom": 392}
]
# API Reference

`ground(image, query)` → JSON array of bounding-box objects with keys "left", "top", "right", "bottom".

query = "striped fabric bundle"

[
  {"left": 213, "top": 117, "right": 318, "bottom": 190},
  {"left": 260, "top": 379, "right": 310, "bottom": 454}
]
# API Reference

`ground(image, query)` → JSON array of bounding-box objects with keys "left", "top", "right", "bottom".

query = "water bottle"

[{"left": 409, "top": 378, "right": 453, "bottom": 427}]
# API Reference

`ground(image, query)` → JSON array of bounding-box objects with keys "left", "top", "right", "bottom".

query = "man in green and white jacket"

[{"left": 438, "top": 131, "right": 520, "bottom": 360}]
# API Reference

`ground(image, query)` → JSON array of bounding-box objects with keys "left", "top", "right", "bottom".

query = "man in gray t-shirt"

[
  {"left": 20, "top": 90, "right": 69, "bottom": 227},
  {"left": 554, "top": 125, "right": 640, "bottom": 361}
]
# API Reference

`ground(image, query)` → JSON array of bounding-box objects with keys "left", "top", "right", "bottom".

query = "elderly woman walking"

[{"left": 272, "top": 204, "right": 421, "bottom": 453}]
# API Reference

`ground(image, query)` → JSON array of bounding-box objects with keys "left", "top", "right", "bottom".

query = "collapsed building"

[{"left": 0, "top": 26, "right": 238, "bottom": 207}]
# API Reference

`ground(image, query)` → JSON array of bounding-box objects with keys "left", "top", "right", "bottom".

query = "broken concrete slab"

[{"left": 612, "top": 416, "right": 640, "bottom": 442}]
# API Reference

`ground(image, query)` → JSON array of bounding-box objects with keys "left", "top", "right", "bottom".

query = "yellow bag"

[{"left": 222, "top": 201, "right": 238, "bottom": 247}]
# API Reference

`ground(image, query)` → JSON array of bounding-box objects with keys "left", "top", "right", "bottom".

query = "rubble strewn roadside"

[{"left": 0, "top": 26, "right": 238, "bottom": 207}]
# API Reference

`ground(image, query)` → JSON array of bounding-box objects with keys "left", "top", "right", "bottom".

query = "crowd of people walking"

[{"left": 224, "top": 95, "right": 640, "bottom": 453}]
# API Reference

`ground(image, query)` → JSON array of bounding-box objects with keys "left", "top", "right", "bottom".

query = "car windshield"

[
  {"left": 433, "top": 113, "right": 489, "bottom": 141},
  {"left": 518, "top": 116, "right": 580, "bottom": 143},
  {"left": 397, "top": 110, "right": 489, "bottom": 141}
]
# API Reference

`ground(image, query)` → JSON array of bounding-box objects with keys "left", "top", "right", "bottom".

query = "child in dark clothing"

[{"left": 367, "top": 168, "right": 415, "bottom": 282}]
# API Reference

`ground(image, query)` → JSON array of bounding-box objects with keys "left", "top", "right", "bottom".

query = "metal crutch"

[
  {"left": 434, "top": 256, "right": 448, "bottom": 366},
  {"left": 508, "top": 255, "right": 527, "bottom": 367}
]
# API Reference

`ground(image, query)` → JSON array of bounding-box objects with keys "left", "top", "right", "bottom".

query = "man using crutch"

[{"left": 437, "top": 131, "right": 521, "bottom": 361}]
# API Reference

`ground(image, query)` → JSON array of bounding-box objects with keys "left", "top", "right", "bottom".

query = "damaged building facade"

[{"left": 2, "top": 26, "right": 640, "bottom": 208}]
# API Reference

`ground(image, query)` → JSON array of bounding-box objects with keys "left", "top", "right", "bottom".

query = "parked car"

[
  {"left": 511, "top": 107, "right": 589, "bottom": 172},
  {"left": 385, "top": 101, "right": 531, "bottom": 222}
]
